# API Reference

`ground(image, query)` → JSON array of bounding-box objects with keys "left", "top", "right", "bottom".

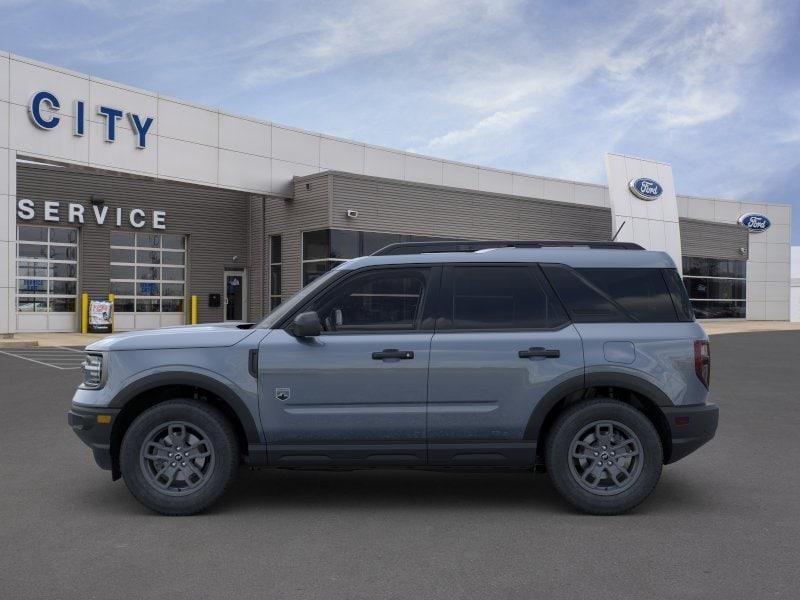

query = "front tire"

[
  {"left": 120, "top": 400, "right": 239, "bottom": 515},
  {"left": 545, "top": 399, "right": 663, "bottom": 515}
]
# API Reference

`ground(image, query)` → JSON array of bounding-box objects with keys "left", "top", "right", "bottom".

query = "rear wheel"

[
  {"left": 120, "top": 400, "right": 239, "bottom": 515},
  {"left": 545, "top": 399, "right": 663, "bottom": 515}
]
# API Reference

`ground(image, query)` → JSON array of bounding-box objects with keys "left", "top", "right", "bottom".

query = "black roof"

[{"left": 372, "top": 240, "right": 644, "bottom": 256}]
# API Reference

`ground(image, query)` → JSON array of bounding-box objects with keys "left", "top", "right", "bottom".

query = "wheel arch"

[
  {"left": 527, "top": 373, "right": 673, "bottom": 465},
  {"left": 108, "top": 372, "right": 260, "bottom": 480}
]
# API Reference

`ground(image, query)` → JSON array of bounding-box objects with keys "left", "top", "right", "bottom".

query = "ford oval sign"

[
  {"left": 737, "top": 213, "right": 771, "bottom": 233},
  {"left": 628, "top": 178, "right": 663, "bottom": 201}
]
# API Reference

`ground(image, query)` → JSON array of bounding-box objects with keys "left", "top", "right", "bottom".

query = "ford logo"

[
  {"left": 737, "top": 213, "right": 771, "bottom": 233},
  {"left": 628, "top": 178, "right": 663, "bottom": 201}
]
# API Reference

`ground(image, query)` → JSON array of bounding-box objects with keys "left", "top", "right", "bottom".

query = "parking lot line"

[{"left": 0, "top": 348, "right": 86, "bottom": 370}]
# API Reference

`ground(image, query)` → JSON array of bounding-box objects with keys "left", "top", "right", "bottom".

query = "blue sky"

[{"left": 2, "top": 0, "right": 799, "bottom": 241}]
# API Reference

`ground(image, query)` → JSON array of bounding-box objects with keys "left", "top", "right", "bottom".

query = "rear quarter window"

[{"left": 542, "top": 265, "right": 683, "bottom": 323}]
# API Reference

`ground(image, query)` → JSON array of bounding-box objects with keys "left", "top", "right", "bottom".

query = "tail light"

[{"left": 694, "top": 340, "right": 710, "bottom": 388}]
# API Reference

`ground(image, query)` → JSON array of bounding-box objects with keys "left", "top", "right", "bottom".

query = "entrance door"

[
  {"left": 257, "top": 266, "right": 437, "bottom": 466},
  {"left": 224, "top": 271, "right": 246, "bottom": 321}
]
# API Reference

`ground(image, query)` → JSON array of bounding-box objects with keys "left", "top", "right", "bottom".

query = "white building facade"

[{"left": 0, "top": 51, "right": 793, "bottom": 334}]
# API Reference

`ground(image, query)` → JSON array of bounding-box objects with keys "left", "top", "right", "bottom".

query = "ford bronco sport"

[{"left": 68, "top": 240, "right": 718, "bottom": 515}]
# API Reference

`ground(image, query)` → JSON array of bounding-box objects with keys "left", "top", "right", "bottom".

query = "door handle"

[
  {"left": 372, "top": 349, "right": 415, "bottom": 360},
  {"left": 518, "top": 347, "right": 560, "bottom": 359}
]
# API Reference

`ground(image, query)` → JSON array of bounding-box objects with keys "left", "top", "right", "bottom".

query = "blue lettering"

[
  {"left": 97, "top": 105, "right": 124, "bottom": 142},
  {"left": 128, "top": 113, "right": 155, "bottom": 149},
  {"left": 29, "top": 91, "right": 61, "bottom": 129},
  {"left": 74, "top": 100, "right": 85, "bottom": 136}
]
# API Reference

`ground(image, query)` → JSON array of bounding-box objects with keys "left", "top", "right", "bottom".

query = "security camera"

[{"left": 346, "top": 209, "right": 359, "bottom": 218}]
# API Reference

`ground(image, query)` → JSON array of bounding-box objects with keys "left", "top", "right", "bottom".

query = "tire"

[
  {"left": 545, "top": 399, "right": 663, "bottom": 515},
  {"left": 120, "top": 399, "right": 239, "bottom": 515}
]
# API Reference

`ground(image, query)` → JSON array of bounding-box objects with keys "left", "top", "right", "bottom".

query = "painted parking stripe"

[{"left": 0, "top": 347, "right": 87, "bottom": 370}]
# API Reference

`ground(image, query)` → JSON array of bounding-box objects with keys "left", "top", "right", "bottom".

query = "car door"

[
  {"left": 427, "top": 263, "right": 584, "bottom": 467},
  {"left": 258, "top": 265, "right": 439, "bottom": 466}
]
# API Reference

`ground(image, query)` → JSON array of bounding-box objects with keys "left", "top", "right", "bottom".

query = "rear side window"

[
  {"left": 543, "top": 265, "right": 682, "bottom": 323},
  {"left": 662, "top": 269, "right": 695, "bottom": 322},
  {"left": 541, "top": 265, "right": 627, "bottom": 323},
  {"left": 577, "top": 268, "right": 678, "bottom": 322},
  {"left": 446, "top": 266, "right": 567, "bottom": 330}
]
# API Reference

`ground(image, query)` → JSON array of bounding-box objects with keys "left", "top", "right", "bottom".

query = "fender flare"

[
  {"left": 109, "top": 370, "right": 261, "bottom": 445},
  {"left": 523, "top": 372, "right": 673, "bottom": 443}
]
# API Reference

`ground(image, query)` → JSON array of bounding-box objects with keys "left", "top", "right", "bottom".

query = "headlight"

[{"left": 82, "top": 353, "right": 104, "bottom": 389}]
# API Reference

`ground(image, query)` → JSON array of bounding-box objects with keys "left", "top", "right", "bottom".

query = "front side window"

[
  {"left": 110, "top": 233, "right": 186, "bottom": 313},
  {"left": 16, "top": 225, "right": 78, "bottom": 313},
  {"left": 446, "top": 266, "right": 567, "bottom": 330},
  {"left": 307, "top": 268, "right": 429, "bottom": 332}
]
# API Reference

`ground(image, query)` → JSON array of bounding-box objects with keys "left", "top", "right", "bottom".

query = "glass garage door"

[{"left": 16, "top": 225, "right": 79, "bottom": 332}]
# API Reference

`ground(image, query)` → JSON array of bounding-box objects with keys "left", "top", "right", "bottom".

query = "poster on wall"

[{"left": 88, "top": 300, "right": 113, "bottom": 333}]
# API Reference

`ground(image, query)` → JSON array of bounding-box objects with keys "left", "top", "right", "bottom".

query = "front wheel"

[
  {"left": 120, "top": 400, "right": 239, "bottom": 515},
  {"left": 545, "top": 399, "right": 663, "bottom": 515}
]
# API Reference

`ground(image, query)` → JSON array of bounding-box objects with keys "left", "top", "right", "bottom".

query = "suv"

[{"left": 68, "top": 240, "right": 718, "bottom": 515}]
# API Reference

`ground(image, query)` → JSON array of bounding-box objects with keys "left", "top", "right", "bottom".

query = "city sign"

[
  {"left": 28, "top": 90, "right": 155, "bottom": 149},
  {"left": 628, "top": 178, "right": 663, "bottom": 201}
]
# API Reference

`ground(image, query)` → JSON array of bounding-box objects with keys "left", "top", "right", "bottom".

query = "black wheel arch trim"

[
  {"left": 524, "top": 372, "right": 674, "bottom": 442},
  {"left": 108, "top": 371, "right": 261, "bottom": 446}
]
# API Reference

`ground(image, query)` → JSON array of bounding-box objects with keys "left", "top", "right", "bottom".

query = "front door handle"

[
  {"left": 518, "top": 347, "right": 560, "bottom": 359},
  {"left": 372, "top": 349, "right": 415, "bottom": 360}
]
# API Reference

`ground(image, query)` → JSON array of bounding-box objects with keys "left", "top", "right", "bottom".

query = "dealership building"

[{"left": 0, "top": 51, "right": 794, "bottom": 333}]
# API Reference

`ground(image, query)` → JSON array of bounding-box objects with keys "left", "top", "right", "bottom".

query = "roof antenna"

[{"left": 611, "top": 220, "right": 626, "bottom": 242}]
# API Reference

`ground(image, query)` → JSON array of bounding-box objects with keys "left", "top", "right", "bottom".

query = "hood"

[{"left": 86, "top": 322, "right": 257, "bottom": 352}]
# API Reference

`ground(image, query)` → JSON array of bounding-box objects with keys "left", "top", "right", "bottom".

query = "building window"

[
  {"left": 16, "top": 225, "right": 78, "bottom": 313},
  {"left": 110, "top": 232, "right": 186, "bottom": 314},
  {"left": 301, "top": 229, "right": 448, "bottom": 285},
  {"left": 682, "top": 257, "right": 746, "bottom": 319},
  {"left": 269, "top": 235, "right": 282, "bottom": 310}
]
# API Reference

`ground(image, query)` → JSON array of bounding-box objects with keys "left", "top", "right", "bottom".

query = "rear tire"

[
  {"left": 120, "top": 399, "right": 239, "bottom": 515},
  {"left": 545, "top": 399, "right": 662, "bottom": 515}
]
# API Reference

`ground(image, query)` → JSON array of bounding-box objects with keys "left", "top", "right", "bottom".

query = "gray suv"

[{"left": 68, "top": 240, "right": 718, "bottom": 515}]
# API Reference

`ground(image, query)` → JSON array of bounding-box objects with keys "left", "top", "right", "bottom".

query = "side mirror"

[{"left": 291, "top": 311, "right": 322, "bottom": 337}]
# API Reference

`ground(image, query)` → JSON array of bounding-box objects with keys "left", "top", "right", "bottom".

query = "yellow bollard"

[
  {"left": 108, "top": 293, "right": 115, "bottom": 332},
  {"left": 81, "top": 292, "right": 89, "bottom": 334},
  {"left": 190, "top": 295, "right": 198, "bottom": 325}
]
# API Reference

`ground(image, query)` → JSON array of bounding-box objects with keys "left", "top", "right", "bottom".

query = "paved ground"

[
  {"left": 1, "top": 331, "right": 798, "bottom": 599},
  {"left": 0, "top": 346, "right": 85, "bottom": 369}
]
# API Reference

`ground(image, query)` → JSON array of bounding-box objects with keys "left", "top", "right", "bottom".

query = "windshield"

[{"left": 256, "top": 268, "right": 342, "bottom": 329}]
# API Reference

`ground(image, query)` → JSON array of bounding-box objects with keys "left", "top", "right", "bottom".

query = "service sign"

[
  {"left": 628, "top": 178, "right": 663, "bottom": 201},
  {"left": 737, "top": 213, "right": 771, "bottom": 233},
  {"left": 88, "top": 300, "right": 113, "bottom": 333}
]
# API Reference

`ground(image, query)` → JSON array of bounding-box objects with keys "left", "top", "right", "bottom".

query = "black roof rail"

[{"left": 372, "top": 240, "right": 644, "bottom": 256}]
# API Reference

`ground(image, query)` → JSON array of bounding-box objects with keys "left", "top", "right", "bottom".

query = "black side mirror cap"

[{"left": 291, "top": 311, "right": 322, "bottom": 337}]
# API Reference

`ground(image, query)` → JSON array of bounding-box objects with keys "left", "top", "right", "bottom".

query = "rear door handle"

[
  {"left": 372, "top": 349, "right": 415, "bottom": 360},
  {"left": 518, "top": 347, "right": 560, "bottom": 359}
]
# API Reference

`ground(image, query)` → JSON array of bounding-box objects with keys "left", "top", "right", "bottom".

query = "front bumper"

[
  {"left": 67, "top": 405, "right": 121, "bottom": 471},
  {"left": 662, "top": 402, "right": 719, "bottom": 464}
]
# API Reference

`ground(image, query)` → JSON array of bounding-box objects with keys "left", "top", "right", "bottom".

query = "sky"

[{"left": 2, "top": 0, "right": 799, "bottom": 241}]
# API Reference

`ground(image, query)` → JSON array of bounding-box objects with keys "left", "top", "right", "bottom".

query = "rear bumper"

[
  {"left": 663, "top": 403, "right": 719, "bottom": 464},
  {"left": 67, "top": 405, "right": 121, "bottom": 471}
]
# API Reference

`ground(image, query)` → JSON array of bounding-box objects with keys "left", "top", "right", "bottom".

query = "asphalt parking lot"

[{"left": 1, "top": 331, "right": 798, "bottom": 600}]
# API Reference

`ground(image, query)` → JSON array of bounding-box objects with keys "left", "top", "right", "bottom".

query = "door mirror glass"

[{"left": 292, "top": 311, "right": 322, "bottom": 337}]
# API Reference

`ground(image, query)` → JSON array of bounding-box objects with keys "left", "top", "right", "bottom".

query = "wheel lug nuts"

[
  {"left": 171, "top": 462, "right": 176, "bottom": 466},
  {"left": 597, "top": 461, "right": 602, "bottom": 466},
  {"left": 610, "top": 451, "right": 615, "bottom": 456},
  {"left": 607, "top": 461, "right": 612, "bottom": 466},
  {"left": 168, "top": 453, "right": 173, "bottom": 457},
  {"left": 181, "top": 462, "right": 186, "bottom": 466},
  {"left": 601, "top": 445, "right": 607, "bottom": 450},
  {"left": 593, "top": 452, "right": 599, "bottom": 456}
]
